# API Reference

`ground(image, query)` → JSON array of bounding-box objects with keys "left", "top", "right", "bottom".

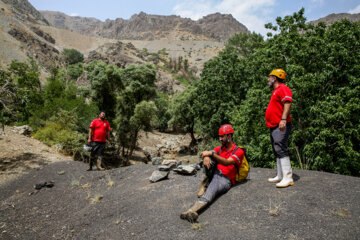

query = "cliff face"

[
  {"left": 309, "top": 13, "right": 360, "bottom": 25},
  {"left": 2, "top": 0, "right": 48, "bottom": 24},
  {"left": 41, "top": 11, "right": 249, "bottom": 42}
]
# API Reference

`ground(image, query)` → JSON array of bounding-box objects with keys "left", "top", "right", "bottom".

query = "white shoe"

[
  {"left": 276, "top": 156, "right": 294, "bottom": 188},
  {"left": 268, "top": 158, "right": 282, "bottom": 183}
]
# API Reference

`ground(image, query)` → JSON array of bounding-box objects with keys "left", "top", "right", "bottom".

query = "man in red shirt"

[
  {"left": 180, "top": 124, "right": 244, "bottom": 222},
  {"left": 265, "top": 69, "right": 294, "bottom": 188},
  {"left": 87, "top": 111, "right": 111, "bottom": 171}
]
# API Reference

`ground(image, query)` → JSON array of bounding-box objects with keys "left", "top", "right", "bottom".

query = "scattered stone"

[
  {"left": 12, "top": 125, "right": 33, "bottom": 136},
  {"left": 162, "top": 160, "right": 177, "bottom": 165},
  {"left": 192, "top": 163, "right": 201, "bottom": 171},
  {"left": 3, "top": 159, "right": 11, "bottom": 163},
  {"left": 151, "top": 157, "right": 162, "bottom": 165},
  {"left": 149, "top": 170, "right": 169, "bottom": 183},
  {"left": 173, "top": 165, "right": 197, "bottom": 175}
]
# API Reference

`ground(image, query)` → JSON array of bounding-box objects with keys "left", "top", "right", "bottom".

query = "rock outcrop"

[
  {"left": 41, "top": 11, "right": 249, "bottom": 42},
  {"left": 309, "top": 13, "right": 360, "bottom": 25}
]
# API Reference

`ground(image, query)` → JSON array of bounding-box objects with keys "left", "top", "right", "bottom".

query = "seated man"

[{"left": 180, "top": 124, "right": 244, "bottom": 222}]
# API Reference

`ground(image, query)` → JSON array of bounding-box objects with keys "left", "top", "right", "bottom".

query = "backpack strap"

[{"left": 232, "top": 146, "right": 240, "bottom": 169}]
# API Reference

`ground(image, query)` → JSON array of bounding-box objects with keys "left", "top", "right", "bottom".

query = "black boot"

[{"left": 87, "top": 158, "right": 94, "bottom": 171}]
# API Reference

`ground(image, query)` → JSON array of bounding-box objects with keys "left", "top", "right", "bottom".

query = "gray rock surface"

[
  {"left": 151, "top": 157, "right": 162, "bottom": 165},
  {"left": 0, "top": 162, "right": 359, "bottom": 239},
  {"left": 149, "top": 170, "right": 169, "bottom": 183},
  {"left": 12, "top": 125, "right": 33, "bottom": 136},
  {"left": 173, "top": 165, "right": 197, "bottom": 175}
]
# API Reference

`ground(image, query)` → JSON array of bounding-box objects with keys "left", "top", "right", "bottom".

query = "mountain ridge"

[{"left": 40, "top": 10, "right": 249, "bottom": 42}]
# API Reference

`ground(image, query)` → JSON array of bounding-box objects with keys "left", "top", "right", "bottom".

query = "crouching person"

[{"left": 180, "top": 124, "right": 244, "bottom": 222}]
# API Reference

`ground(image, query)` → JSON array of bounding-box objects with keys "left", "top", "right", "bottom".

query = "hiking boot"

[
  {"left": 180, "top": 201, "right": 207, "bottom": 223},
  {"left": 197, "top": 174, "right": 209, "bottom": 198},
  {"left": 276, "top": 156, "right": 294, "bottom": 188},
  {"left": 96, "top": 157, "right": 105, "bottom": 171},
  {"left": 87, "top": 158, "right": 94, "bottom": 171},
  {"left": 268, "top": 158, "right": 282, "bottom": 183}
]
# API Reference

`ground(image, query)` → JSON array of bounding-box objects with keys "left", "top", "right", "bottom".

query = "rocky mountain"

[
  {"left": 1, "top": 0, "right": 48, "bottom": 24},
  {"left": 40, "top": 11, "right": 249, "bottom": 42},
  {"left": 309, "top": 13, "right": 360, "bottom": 25}
]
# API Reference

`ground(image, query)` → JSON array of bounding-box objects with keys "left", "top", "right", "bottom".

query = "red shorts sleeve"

[
  {"left": 89, "top": 120, "right": 95, "bottom": 128},
  {"left": 230, "top": 148, "right": 244, "bottom": 167},
  {"left": 280, "top": 86, "right": 293, "bottom": 104},
  {"left": 106, "top": 121, "right": 111, "bottom": 131},
  {"left": 213, "top": 146, "right": 221, "bottom": 154}
]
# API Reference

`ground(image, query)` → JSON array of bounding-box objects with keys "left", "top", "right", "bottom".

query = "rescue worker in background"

[
  {"left": 265, "top": 69, "right": 294, "bottom": 187},
  {"left": 87, "top": 111, "right": 111, "bottom": 171},
  {"left": 180, "top": 124, "right": 244, "bottom": 222}
]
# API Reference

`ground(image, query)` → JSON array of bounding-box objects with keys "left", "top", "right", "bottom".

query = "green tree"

[
  {"left": 168, "top": 85, "right": 197, "bottom": 146},
  {"left": 8, "top": 60, "right": 42, "bottom": 124},
  {"left": 114, "top": 64, "right": 157, "bottom": 162},
  {"left": 85, "top": 61, "right": 123, "bottom": 120},
  {"left": 62, "top": 48, "right": 84, "bottom": 65}
]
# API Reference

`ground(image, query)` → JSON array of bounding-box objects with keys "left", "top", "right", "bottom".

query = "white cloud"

[
  {"left": 348, "top": 4, "right": 360, "bottom": 14},
  {"left": 172, "top": 0, "right": 275, "bottom": 36},
  {"left": 70, "top": 13, "right": 79, "bottom": 17}
]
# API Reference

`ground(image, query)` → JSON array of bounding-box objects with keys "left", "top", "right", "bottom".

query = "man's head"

[
  {"left": 99, "top": 111, "right": 106, "bottom": 120},
  {"left": 268, "top": 69, "right": 286, "bottom": 88},
  {"left": 218, "top": 124, "right": 234, "bottom": 147}
]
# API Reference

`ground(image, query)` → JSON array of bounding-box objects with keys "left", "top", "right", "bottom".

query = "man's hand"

[
  {"left": 203, "top": 156, "right": 211, "bottom": 169},
  {"left": 88, "top": 138, "right": 91, "bottom": 143},
  {"left": 200, "top": 151, "right": 212, "bottom": 158},
  {"left": 279, "top": 120, "right": 287, "bottom": 131}
]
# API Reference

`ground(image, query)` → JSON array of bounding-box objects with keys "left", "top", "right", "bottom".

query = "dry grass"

[
  {"left": 57, "top": 170, "right": 65, "bottom": 175},
  {"left": 85, "top": 192, "right": 91, "bottom": 200},
  {"left": 71, "top": 179, "right": 80, "bottom": 187},
  {"left": 191, "top": 222, "right": 207, "bottom": 230},
  {"left": 267, "top": 199, "right": 282, "bottom": 217},
  {"left": 333, "top": 208, "right": 350, "bottom": 218},
  {"left": 81, "top": 183, "right": 91, "bottom": 189},
  {"left": 108, "top": 180, "right": 115, "bottom": 187},
  {"left": 92, "top": 194, "right": 103, "bottom": 204}
]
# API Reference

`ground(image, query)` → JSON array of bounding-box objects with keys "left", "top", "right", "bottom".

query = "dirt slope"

[{"left": 0, "top": 159, "right": 359, "bottom": 239}]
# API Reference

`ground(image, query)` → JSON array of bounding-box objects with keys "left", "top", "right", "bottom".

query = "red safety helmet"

[{"left": 219, "top": 124, "right": 234, "bottom": 135}]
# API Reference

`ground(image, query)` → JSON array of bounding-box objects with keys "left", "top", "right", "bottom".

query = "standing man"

[
  {"left": 88, "top": 111, "right": 111, "bottom": 171},
  {"left": 265, "top": 69, "right": 294, "bottom": 188},
  {"left": 180, "top": 124, "right": 244, "bottom": 222}
]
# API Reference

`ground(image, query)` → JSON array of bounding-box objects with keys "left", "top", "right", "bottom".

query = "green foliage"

[
  {"left": 230, "top": 10, "right": 360, "bottom": 175},
  {"left": 190, "top": 9, "right": 360, "bottom": 176},
  {"left": 67, "top": 63, "right": 83, "bottom": 80},
  {"left": 155, "top": 92, "right": 171, "bottom": 132},
  {"left": 8, "top": 60, "right": 42, "bottom": 124},
  {"left": 85, "top": 61, "right": 123, "bottom": 120},
  {"left": 33, "top": 109, "right": 84, "bottom": 154},
  {"left": 62, "top": 48, "right": 84, "bottom": 65},
  {"left": 193, "top": 47, "right": 249, "bottom": 138},
  {"left": 168, "top": 85, "right": 197, "bottom": 144},
  {"left": 114, "top": 64, "right": 157, "bottom": 161},
  {"left": 30, "top": 68, "right": 98, "bottom": 133}
]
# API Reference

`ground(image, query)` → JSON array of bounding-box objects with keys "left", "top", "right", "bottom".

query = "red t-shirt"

[
  {"left": 213, "top": 144, "right": 244, "bottom": 184},
  {"left": 265, "top": 84, "right": 293, "bottom": 128},
  {"left": 90, "top": 118, "right": 111, "bottom": 142}
]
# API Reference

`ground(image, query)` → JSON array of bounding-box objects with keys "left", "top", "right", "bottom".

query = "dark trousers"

[
  {"left": 89, "top": 141, "right": 106, "bottom": 166},
  {"left": 270, "top": 122, "right": 292, "bottom": 158}
]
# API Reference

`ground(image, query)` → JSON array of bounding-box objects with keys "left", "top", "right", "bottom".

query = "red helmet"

[{"left": 219, "top": 124, "right": 234, "bottom": 135}]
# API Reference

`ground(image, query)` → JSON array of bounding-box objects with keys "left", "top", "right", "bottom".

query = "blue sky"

[{"left": 29, "top": 0, "right": 360, "bottom": 36}]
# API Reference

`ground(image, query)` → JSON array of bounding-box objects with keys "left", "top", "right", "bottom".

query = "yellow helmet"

[{"left": 269, "top": 69, "right": 286, "bottom": 80}]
